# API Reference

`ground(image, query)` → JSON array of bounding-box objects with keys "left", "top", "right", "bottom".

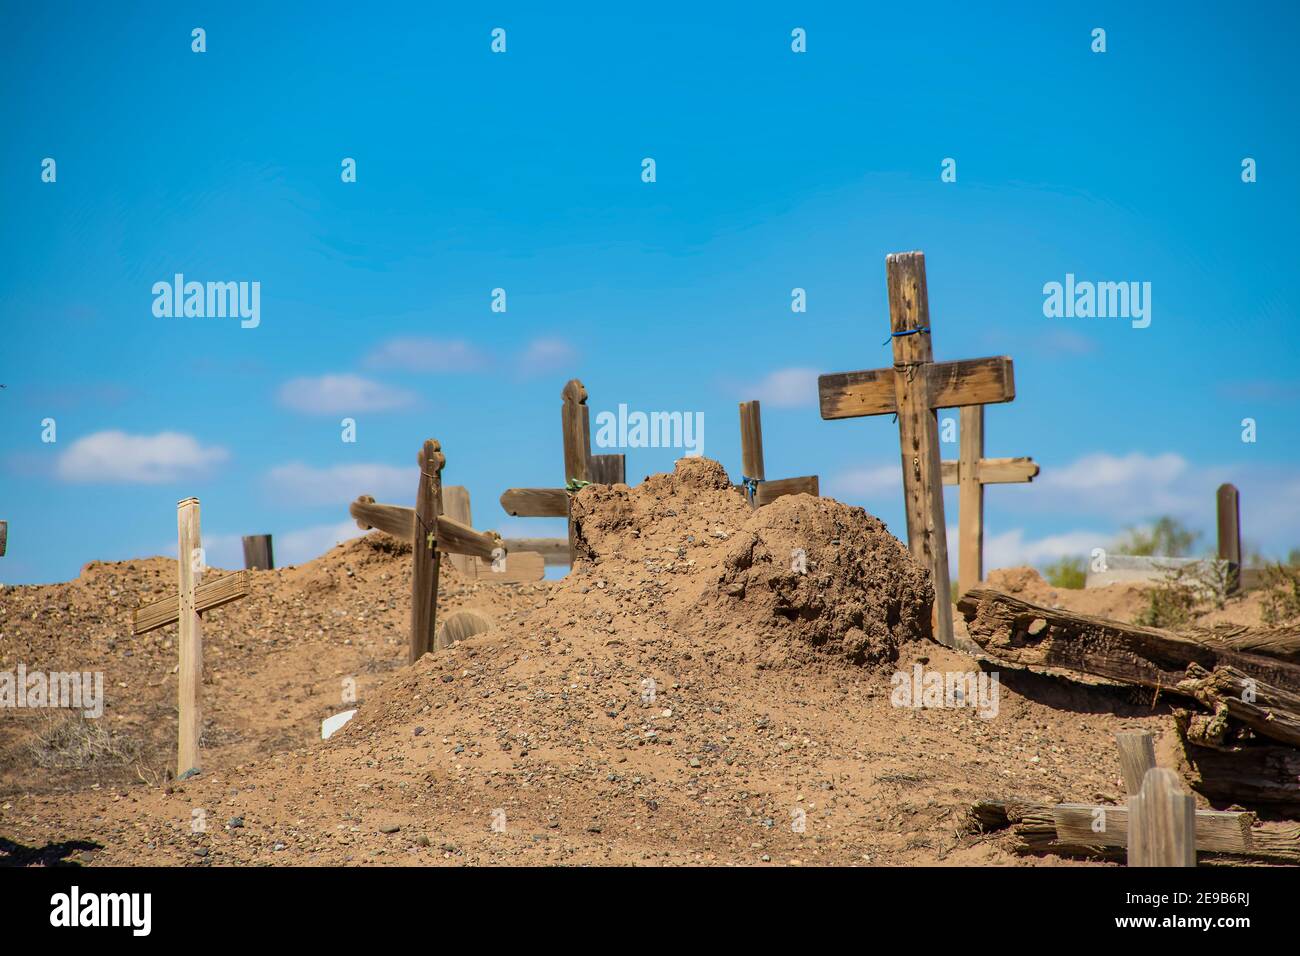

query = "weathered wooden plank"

[
  {"left": 441, "top": 485, "right": 476, "bottom": 577},
  {"left": 410, "top": 440, "right": 444, "bottom": 663},
  {"left": 973, "top": 799, "right": 1300, "bottom": 862},
  {"left": 435, "top": 514, "right": 501, "bottom": 561},
  {"left": 1176, "top": 713, "right": 1300, "bottom": 811},
  {"left": 588, "top": 454, "right": 626, "bottom": 485},
  {"left": 0, "top": 519, "right": 7, "bottom": 557},
  {"left": 956, "top": 405, "right": 984, "bottom": 598},
  {"left": 941, "top": 457, "right": 1040, "bottom": 485},
  {"left": 753, "top": 475, "right": 819, "bottom": 507},
  {"left": 739, "top": 400, "right": 765, "bottom": 482},
  {"left": 503, "top": 537, "right": 569, "bottom": 565},
  {"left": 887, "top": 252, "right": 953, "bottom": 648},
  {"left": 351, "top": 496, "right": 412, "bottom": 539},
  {"left": 1177, "top": 663, "right": 1300, "bottom": 748},
  {"left": 1129, "top": 768, "right": 1196, "bottom": 866},
  {"left": 561, "top": 379, "right": 590, "bottom": 486},
  {"left": 241, "top": 534, "right": 274, "bottom": 570},
  {"left": 1115, "top": 731, "right": 1157, "bottom": 797},
  {"left": 818, "top": 356, "right": 1015, "bottom": 421},
  {"left": 176, "top": 498, "right": 202, "bottom": 777},
  {"left": 500, "top": 488, "right": 569, "bottom": 518},
  {"left": 131, "top": 571, "right": 250, "bottom": 636}
]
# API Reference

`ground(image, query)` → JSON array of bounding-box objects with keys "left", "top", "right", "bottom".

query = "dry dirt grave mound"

[{"left": 0, "top": 458, "right": 1280, "bottom": 866}]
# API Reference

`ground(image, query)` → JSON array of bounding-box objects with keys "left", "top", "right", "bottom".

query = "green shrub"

[{"left": 1043, "top": 556, "right": 1087, "bottom": 589}]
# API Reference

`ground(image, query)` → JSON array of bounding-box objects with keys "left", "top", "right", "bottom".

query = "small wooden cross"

[
  {"left": 348, "top": 439, "right": 523, "bottom": 662},
  {"left": 735, "top": 400, "right": 819, "bottom": 506},
  {"left": 940, "top": 405, "right": 1039, "bottom": 596},
  {"left": 499, "top": 379, "right": 626, "bottom": 564},
  {"left": 129, "top": 498, "right": 250, "bottom": 777},
  {"left": 817, "top": 251, "right": 1018, "bottom": 648}
]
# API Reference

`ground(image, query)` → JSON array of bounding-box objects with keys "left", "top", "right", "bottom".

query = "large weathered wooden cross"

[
  {"left": 736, "top": 400, "right": 819, "bottom": 506},
  {"left": 499, "top": 379, "right": 626, "bottom": 564},
  {"left": 130, "top": 498, "right": 250, "bottom": 777},
  {"left": 348, "top": 439, "right": 528, "bottom": 663},
  {"left": 817, "top": 251, "right": 1019, "bottom": 648},
  {"left": 940, "top": 405, "right": 1039, "bottom": 596}
]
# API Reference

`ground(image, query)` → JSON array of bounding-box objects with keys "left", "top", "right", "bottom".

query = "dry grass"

[{"left": 27, "top": 712, "right": 142, "bottom": 769}]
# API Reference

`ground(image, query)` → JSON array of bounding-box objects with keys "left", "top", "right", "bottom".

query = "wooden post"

[
  {"left": 739, "top": 400, "right": 765, "bottom": 507},
  {"left": 1128, "top": 767, "right": 1197, "bottom": 867},
  {"left": 1115, "top": 730, "right": 1157, "bottom": 796},
  {"left": 561, "top": 380, "right": 590, "bottom": 563},
  {"left": 0, "top": 519, "right": 7, "bottom": 557},
  {"left": 441, "top": 486, "right": 475, "bottom": 577},
  {"left": 588, "top": 454, "right": 626, "bottom": 485},
  {"left": 241, "top": 534, "right": 274, "bottom": 571},
  {"left": 176, "top": 498, "right": 203, "bottom": 777},
  {"left": 411, "top": 440, "right": 445, "bottom": 663},
  {"left": 1217, "top": 483, "right": 1241, "bottom": 595},
  {"left": 887, "top": 252, "right": 954, "bottom": 648},
  {"left": 956, "top": 405, "right": 984, "bottom": 596}
]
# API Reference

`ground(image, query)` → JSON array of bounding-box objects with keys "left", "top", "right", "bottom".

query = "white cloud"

[
  {"left": 364, "top": 337, "right": 489, "bottom": 372},
  {"left": 982, "top": 528, "right": 1107, "bottom": 570},
  {"left": 277, "top": 374, "right": 416, "bottom": 415},
  {"left": 746, "top": 367, "right": 820, "bottom": 409},
  {"left": 516, "top": 337, "right": 577, "bottom": 376},
  {"left": 266, "top": 462, "right": 413, "bottom": 507},
  {"left": 828, "top": 463, "right": 902, "bottom": 497},
  {"left": 56, "top": 431, "right": 228, "bottom": 484},
  {"left": 1044, "top": 451, "right": 1187, "bottom": 492}
]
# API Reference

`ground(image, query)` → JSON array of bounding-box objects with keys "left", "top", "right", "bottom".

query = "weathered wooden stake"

[
  {"left": 1128, "top": 767, "right": 1197, "bottom": 867},
  {"left": 441, "top": 486, "right": 475, "bottom": 577},
  {"left": 1217, "top": 483, "right": 1241, "bottom": 595},
  {"left": 0, "top": 519, "right": 7, "bottom": 557},
  {"left": 1115, "top": 730, "right": 1157, "bottom": 796},
  {"left": 176, "top": 498, "right": 203, "bottom": 777},
  {"left": 411, "top": 439, "right": 445, "bottom": 663},
  {"left": 739, "top": 400, "right": 766, "bottom": 493},
  {"left": 241, "top": 534, "right": 274, "bottom": 571}
]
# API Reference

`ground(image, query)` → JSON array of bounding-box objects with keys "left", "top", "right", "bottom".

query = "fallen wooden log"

[
  {"left": 972, "top": 798, "right": 1300, "bottom": 864},
  {"left": 1174, "top": 712, "right": 1300, "bottom": 812},
  {"left": 958, "top": 589, "right": 1300, "bottom": 746}
]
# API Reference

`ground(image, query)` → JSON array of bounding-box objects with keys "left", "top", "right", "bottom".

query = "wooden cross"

[
  {"left": 347, "top": 439, "right": 528, "bottom": 663},
  {"left": 499, "top": 379, "right": 626, "bottom": 564},
  {"left": 736, "top": 400, "right": 819, "bottom": 506},
  {"left": 129, "top": 498, "right": 250, "bottom": 777},
  {"left": 940, "top": 405, "right": 1039, "bottom": 596},
  {"left": 817, "top": 251, "right": 1018, "bottom": 648}
]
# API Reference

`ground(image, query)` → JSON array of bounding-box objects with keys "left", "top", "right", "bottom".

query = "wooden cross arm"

[
  {"left": 732, "top": 476, "right": 821, "bottom": 506},
  {"left": 131, "top": 571, "right": 250, "bottom": 636},
  {"left": 941, "top": 457, "right": 1040, "bottom": 485},
  {"left": 349, "top": 497, "right": 504, "bottom": 559},
  {"left": 818, "top": 356, "right": 1015, "bottom": 420},
  {"left": 503, "top": 537, "right": 570, "bottom": 565},
  {"left": 500, "top": 488, "right": 570, "bottom": 518}
]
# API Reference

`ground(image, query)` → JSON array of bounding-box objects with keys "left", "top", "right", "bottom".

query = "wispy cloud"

[
  {"left": 515, "top": 337, "right": 577, "bottom": 376},
  {"left": 982, "top": 528, "right": 1107, "bottom": 569},
  {"left": 828, "top": 463, "right": 902, "bottom": 497},
  {"left": 277, "top": 374, "right": 417, "bottom": 415},
  {"left": 265, "top": 462, "right": 412, "bottom": 507},
  {"left": 364, "top": 337, "right": 490, "bottom": 372},
  {"left": 743, "top": 367, "right": 820, "bottom": 409},
  {"left": 56, "top": 431, "right": 228, "bottom": 484}
]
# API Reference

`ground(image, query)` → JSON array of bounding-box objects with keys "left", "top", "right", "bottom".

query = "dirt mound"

[{"left": 569, "top": 458, "right": 932, "bottom": 666}]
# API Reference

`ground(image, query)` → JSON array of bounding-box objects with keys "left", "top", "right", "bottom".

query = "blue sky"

[{"left": 2, "top": 2, "right": 1298, "bottom": 584}]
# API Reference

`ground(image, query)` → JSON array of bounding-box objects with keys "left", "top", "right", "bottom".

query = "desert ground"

[{"left": 0, "top": 459, "right": 1287, "bottom": 866}]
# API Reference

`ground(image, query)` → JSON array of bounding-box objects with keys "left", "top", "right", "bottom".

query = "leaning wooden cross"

[
  {"left": 129, "top": 498, "right": 250, "bottom": 777},
  {"left": 348, "top": 439, "right": 532, "bottom": 663},
  {"left": 941, "top": 406, "right": 1039, "bottom": 596},
  {"left": 499, "top": 379, "right": 627, "bottom": 564},
  {"left": 818, "top": 251, "right": 1020, "bottom": 649},
  {"left": 735, "top": 400, "right": 819, "bottom": 507}
]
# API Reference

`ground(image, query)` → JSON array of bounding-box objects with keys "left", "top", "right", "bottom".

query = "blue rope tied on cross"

[
  {"left": 741, "top": 475, "right": 763, "bottom": 504},
  {"left": 882, "top": 326, "right": 930, "bottom": 346}
]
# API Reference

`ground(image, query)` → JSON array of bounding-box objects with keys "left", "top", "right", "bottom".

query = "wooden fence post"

[
  {"left": 176, "top": 498, "right": 203, "bottom": 777},
  {"left": 1128, "top": 767, "right": 1196, "bottom": 867},
  {"left": 0, "top": 519, "right": 7, "bottom": 557},
  {"left": 1217, "top": 483, "right": 1241, "bottom": 595},
  {"left": 241, "top": 534, "right": 274, "bottom": 570},
  {"left": 440, "top": 486, "right": 476, "bottom": 578},
  {"left": 1115, "top": 730, "right": 1157, "bottom": 796},
  {"left": 411, "top": 440, "right": 445, "bottom": 663}
]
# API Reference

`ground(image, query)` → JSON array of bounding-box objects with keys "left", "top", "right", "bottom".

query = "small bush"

[
  {"left": 1044, "top": 556, "right": 1087, "bottom": 589},
  {"left": 1113, "top": 516, "right": 1200, "bottom": 557},
  {"left": 1261, "top": 562, "right": 1300, "bottom": 626}
]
